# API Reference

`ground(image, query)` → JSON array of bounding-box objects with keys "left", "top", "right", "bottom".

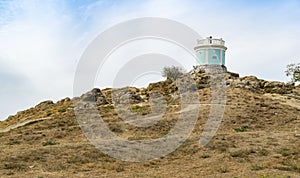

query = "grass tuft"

[{"left": 42, "top": 141, "right": 59, "bottom": 146}]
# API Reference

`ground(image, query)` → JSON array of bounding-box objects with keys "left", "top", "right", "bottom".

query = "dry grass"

[{"left": 0, "top": 86, "right": 299, "bottom": 177}]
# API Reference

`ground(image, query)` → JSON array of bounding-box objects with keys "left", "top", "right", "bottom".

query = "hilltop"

[{"left": 0, "top": 66, "right": 299, "bottom": 177}]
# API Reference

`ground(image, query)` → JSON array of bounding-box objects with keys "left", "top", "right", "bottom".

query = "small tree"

[
  {"left": 162, "top": 66, "right": 185, "bottom": 81},
  {"left": 285, "top": 63, "right": 300, "bottom": 82}
]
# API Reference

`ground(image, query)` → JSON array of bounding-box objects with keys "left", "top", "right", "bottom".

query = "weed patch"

[
  {"left": 234, "top": 125, "right": 248, "bottom": 132},
  {"left": 251, "top": 164, "right": 264, "bottom": 171},
  {"left": 42, "top": 141, "right": 59, "bottom": 146}
]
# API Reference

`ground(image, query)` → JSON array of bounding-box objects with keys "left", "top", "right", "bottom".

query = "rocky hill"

[{"left": 0, "top": 66, "right": 299, "bottom": 177}]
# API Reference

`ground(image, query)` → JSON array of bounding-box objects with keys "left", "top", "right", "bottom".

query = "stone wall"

[{"left": 193, "top": 65, "right": 227, "bottom": 74}]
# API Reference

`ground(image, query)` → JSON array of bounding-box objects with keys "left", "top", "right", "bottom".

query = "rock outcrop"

[
  {"left": 73, "top": 65, "right": 297, "bottom": 109},
  {"left": 80, "top": 88, "right": 108, "bottom": 105},
  {"left": 190, "top": 65, "right": 296, "bottom": 95}
]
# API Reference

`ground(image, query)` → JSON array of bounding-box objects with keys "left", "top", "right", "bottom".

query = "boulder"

[
  {"left": 80, "top": 88, "right": 108, "bottom": 105},
  {"left": 112, "top": 87, "right": 143, "bottom": 104},
  {"left": 35, "top": 100, "right": 54, "bottom": 108}
]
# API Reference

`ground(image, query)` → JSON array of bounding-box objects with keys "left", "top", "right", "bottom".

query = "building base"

[{"left": 198, "top": 64, "right": 227, "bottom": 74}]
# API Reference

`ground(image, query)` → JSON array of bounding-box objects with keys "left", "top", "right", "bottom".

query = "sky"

[{"left": 0, "top": 0, "right": 300, "bottom": 120}]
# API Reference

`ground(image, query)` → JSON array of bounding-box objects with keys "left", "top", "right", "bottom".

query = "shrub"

[
  {"left": 279, "top": 148, "right": 292, "bottom": 157},
  {"left": 162, "top": 66, "right": 185, "bottom": 81},
  {"left": 230, "top": 150, "right": 244, "bottom": 157},
  {"left": 4, "top": 163, "right": 26, "bottom": 171},
  {"left": 106, "top": 104, "right": 115, "bottom": 109},
  {"left": 200, "top": 154, "right": 210, "bottom": 159},
  {"left": 287, "top": 160, "right": 300, "bottom": 173},
  {"left": 116, "top": 164, "right": 125, "bottom": 172},
  {"left": 46, "top": 111, "right": 52, "bottom": 116},
  {"left": 230, "top": 149, "right": 255, "bottom": 158},
  {"left": 234, "top": 125, "right": 248, "bottom": 132},
  {"left": 258, "top": 148, "right": 269, "bottom": 156},
  {"left": 160, "top": 131, "right": 169, "bottom": 136},
  {"left": 218, "top": 167, "right": 229, "bottom": 173},
  {"left": 42, "top": 141, "right": 59, "bottom": 146},
  {"left": 285, "top": 63, "right": 300, "bottom": 82},
  {"left": 58, "top": 108, "right": 67, "bottom": 113},
  {"left": 109, "top": 123, "right": 122, "bottom": 133},
  {"left": 251, "top": 164, "right": 264, "bottom": 171},
  {"left": 184, "top": 149, "right": 198, "bottom": 155},
  {"left": 217, "top": 146, "right": 227, "bottom": 153}
]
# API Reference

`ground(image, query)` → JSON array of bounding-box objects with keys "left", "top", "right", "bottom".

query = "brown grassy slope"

[{"left": 0, "top": 79, "right": 299, "bottom": 177}]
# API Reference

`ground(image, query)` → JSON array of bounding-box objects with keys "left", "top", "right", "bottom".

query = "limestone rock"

[
  {"left": 35, "top": 100, "right": 54, "bottom": 108},
  {"left": 112, "top": 87, "right": 143, "bottom": 104},
  {"left": 80, "top": 88, "right": 108, "bottom": 105}
]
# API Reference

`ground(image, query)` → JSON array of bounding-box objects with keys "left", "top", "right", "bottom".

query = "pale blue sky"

[{"left": 0, "top": 0, "right": 300, "bottom": 120}]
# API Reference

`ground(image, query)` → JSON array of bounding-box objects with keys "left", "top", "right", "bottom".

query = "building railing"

[{"left": 197, "top": 38, "right": 225, "bottom": 46}]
